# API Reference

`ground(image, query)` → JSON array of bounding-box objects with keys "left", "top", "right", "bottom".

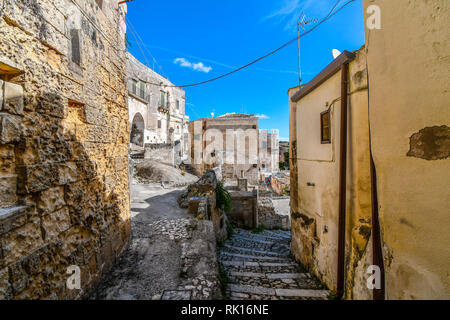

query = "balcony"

[
  {"left": 158, "top": 101, "right": 170, "bottom": 114},
  {"left": 128, "top": 83, "right": 150, "bottom": 103}
]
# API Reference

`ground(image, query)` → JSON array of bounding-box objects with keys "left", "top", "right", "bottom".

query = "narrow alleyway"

[
  {"left": 219, "top": 228, "right": 330, "bottom": 300},
  {"left": 90, "top": 183, "right": 220, "bottom": 300}
]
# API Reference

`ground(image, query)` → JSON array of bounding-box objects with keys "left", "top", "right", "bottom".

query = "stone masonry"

[{"left": 0, "top": 0, "right": 130, "bottom": 299}]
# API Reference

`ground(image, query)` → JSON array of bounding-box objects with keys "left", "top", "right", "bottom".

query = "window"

[
  {"left": 70, "top": 29, "right": 81, "bottom": 65},
  {"left": 160, "top": 91, "right": 166, "bottom": 107},
  {"left": 176, "top": 100, "right": 180, "bottom": 111},
  {"left": 95, "top": 0, "right": 103, "bottom": 9},
  {"left": 321, "top": 110, "right": 331, "bottom": 144},
  {"left": 131, "top": 79, "right": 137, "bottom": 95},
  {"left": 157, "top": 120, "right": 162, "bottom": 129}
]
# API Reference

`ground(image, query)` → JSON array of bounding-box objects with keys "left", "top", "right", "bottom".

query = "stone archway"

[{"left": 130, "top": 112, "right": 145, "bottom": 147}]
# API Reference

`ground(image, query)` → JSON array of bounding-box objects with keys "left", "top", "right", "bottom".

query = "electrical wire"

[
  {"left": 143, "top": 0, "right": 356, "bottom": 88},
  {"left": 125, "top": 16, "right": 166, "bottom": 77}
]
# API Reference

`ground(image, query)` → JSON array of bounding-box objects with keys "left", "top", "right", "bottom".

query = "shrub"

[{"left": 216, "top": 181, "right": 231, "bottom": 213}]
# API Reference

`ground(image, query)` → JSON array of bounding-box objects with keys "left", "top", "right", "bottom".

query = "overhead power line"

[{"left": 129, "top": 0, "right": 356, "bottom": 89}]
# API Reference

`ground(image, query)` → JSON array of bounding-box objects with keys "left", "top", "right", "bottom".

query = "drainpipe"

[{"left": 337, "top": 62, "right": 349, "bottom": 299}]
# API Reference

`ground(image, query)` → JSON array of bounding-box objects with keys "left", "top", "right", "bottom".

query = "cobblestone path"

[{"left": 219, "top": 228, "right": 330, "bottom": 300}]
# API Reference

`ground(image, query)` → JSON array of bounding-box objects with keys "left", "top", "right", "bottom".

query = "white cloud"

[
  {"left": 262, "top": 0, "right": 332, "bottom": 32},
  {"left": 255, "top": 114, "right": 270, "bottom": 120},
  {"left": 174, "top": 58, "right": 212, "bottom": 73}
]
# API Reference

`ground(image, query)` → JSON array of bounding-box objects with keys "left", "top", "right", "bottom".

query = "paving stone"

[{"left": 275, "top": 288, "right": 329, "bottom": 298}]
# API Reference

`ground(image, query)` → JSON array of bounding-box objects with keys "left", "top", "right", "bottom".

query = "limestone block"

[
  {"left": 16, "top": 163, "right": 59, "bottom": 194},
  {"left": 38, "top": 186, "right": 66, "bottom": 213},
  {"left": 0, "top": 145, "right": 15, "bottom": 175},
  {"left": 0, "top": 175, "right": 18, "bottom": 208},
  {"left": 0, "top": 205, "right": 28, "bottom": 235},
  {"left": 0, "top": 80, "right": 3, "bottom": 110},
  {"left": 0, "top": 267, "right": 13, "bottom": 299},
  {"left": 0, "top": 217, "right": 44, "bottom": 267},
  {"left": 36, "top": 92, "right": 68, "bottom": 119},
  {"left": 58, "top": 162, "right": 80, "bottom": 185},
  {"left": 3, "top": 82, "right": 24, "bottom": 115},
  {"left": 0, "top": 114, "right": 22, "bottom": 144},
  {"left": 42, "top": 207, "right": 71, "bottom": 241}
]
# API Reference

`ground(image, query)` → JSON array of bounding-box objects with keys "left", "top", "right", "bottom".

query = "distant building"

[
  {"left": 127, "top": 53, "right": 188, "bottom": 153},
  {"left": 188, "top": 113, "right": 260, "bottom": 184},
  {"left": 259, "top": 129, "right": 280, "bottom": 176}
]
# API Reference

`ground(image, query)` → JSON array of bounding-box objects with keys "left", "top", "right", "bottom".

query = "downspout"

[
  {"left": 337, "top": 62, "right": 349, "bottom": 299},
  {"left": 366, "top": 66, "right": 386, "bottom": 300}
]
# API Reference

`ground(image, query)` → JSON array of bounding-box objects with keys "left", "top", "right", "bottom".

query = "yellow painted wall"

[
  {"left": 289, "top": 48, "right": 373, "bottom": 299},
  {"left": 364, "top": 0, "right": 450, "bottom": 299}
]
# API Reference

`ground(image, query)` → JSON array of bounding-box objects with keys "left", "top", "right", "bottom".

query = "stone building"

[
  {"left": 188, "top": 113, "right": 260, "bottom": 184},
  {"left": 0, "top": 0, "right": 130, "bottom": 299},
  {"left": 289, "top": 0, "right": 450, "bottom": 300},
  {"left": 259, "top": 129, "right": 279, "bottom": 178},
  {"left": 127, "top": 52, "right": 187, "bottom": 149}
]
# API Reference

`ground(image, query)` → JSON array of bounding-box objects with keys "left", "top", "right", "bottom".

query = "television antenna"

[{"left": 297, "top": 13, "right": 318, "bottom": 87}]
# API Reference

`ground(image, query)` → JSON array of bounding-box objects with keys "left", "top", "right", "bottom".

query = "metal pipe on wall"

[{"left": 337, "top": 62, "right": 349, "bottom": 299}]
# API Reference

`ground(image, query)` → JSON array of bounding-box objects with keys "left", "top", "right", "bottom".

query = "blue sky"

[{"left": 126, "top": 0, "right": 365, "bottom": 141}]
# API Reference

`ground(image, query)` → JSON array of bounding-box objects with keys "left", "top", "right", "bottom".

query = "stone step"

[
  {"left": 220, "top": 261, "right": 297, "bottom": 268},
  {"left": 222, "top": 244, "right": 289, "bottom": 258},
  {"left": 230, "top": 235, "right": 274, "bottom": 245},
  {"left": 219, "top": 252, "right": 291, "bottom": 262},
  {"left": 262, "top": 230, "right": 291, "bottom": 240},
  {"left": 233, "top": 232, "right": 291, "bottom": 243},
  {"left": 229, "top": 271, "right": 308, "bottom": 280},
  {"left": 228, "top": 284, "right": 329, "bottom": 299}
]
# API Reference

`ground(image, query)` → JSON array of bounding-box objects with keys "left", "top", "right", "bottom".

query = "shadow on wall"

[{"left": 1, "top": 91, "right": 131, "bottom": 300}]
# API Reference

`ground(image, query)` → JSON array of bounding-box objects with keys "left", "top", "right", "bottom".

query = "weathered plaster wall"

[
  {"left": 364, "top": 0, "right": 450, "bottom": 299},
  {"left": 0, "top": 0, "right": 130, "bottom": 299},
  {"left": 289, "top": 49, "right": 372, "bottom": 299}
]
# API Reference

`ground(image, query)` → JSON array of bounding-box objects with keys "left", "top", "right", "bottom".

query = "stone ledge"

[{"left": 0, "top": 205, "right": 28, "bottom": 235}]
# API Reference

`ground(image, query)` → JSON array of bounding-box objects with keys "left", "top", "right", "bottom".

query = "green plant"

[
  {"left": 279, "top": 162, "right": 286, "bottom": 171},
  {"left": 216, "top": 181, "right": 231, "bottom": 213},
  {"left": 225, "top": 220, "right": 234, "bottom": 237},
  {"left": 218, "top": 264, "right": 230, "bottom": 299},
  {"left": 252, "top": 225, "right": 264, "bottom": 234}
]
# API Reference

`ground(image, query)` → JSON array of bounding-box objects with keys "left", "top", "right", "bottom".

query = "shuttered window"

[{"left": 321, "top": 110, "right": 331, "bottom": 144}]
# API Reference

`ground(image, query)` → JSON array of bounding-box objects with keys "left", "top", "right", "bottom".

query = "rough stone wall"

[
  {"left": 228, "top": 190, "right": 258, "bottom": 229},
  {"left": 257, "top": 198, "right": 289, "bottom": 230},
  {"left": 364, "top": 0, "right": 450, "bottom": 299},
  {"left": 0, "top": 0, "right": 130, "bottom": 300},
  {"left": 144, "top": 143, "right": 181, "bottom": 167},
  {"left": 271, "top": 172, "right": 290, "bottom": 196}
]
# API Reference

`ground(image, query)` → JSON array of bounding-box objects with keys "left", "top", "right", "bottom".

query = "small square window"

[{"left": 321, "top": 110, "right": 331, "bottom": 144}]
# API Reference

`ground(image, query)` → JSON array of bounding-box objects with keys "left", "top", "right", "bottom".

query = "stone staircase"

[{"left": 219, "top": 228, "right": 330, "bottom": 300}]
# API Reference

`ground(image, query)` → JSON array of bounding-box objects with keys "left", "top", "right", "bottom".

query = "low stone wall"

[
  {"left": 258, "top": 198, "right": 290, "bottom": 230},
  {"left": 178, "top": 169, "right": 228, "bottom": 242},
  {"left": 228, "top": 190, "right": 258, "bottom": 230},
  {"left": 271, "top": 172, "right": 290, "bottom": 196},
  {"left": 144, "top": 143, "right": 181, "bottom": 166}
]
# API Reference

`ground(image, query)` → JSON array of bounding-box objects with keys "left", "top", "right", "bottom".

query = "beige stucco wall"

[
  {"left": 364, "top": 0, "right": 450, "bottom": 299},
  {"left": 289, "top": 48, "right": 373, "bottom": 299}
]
